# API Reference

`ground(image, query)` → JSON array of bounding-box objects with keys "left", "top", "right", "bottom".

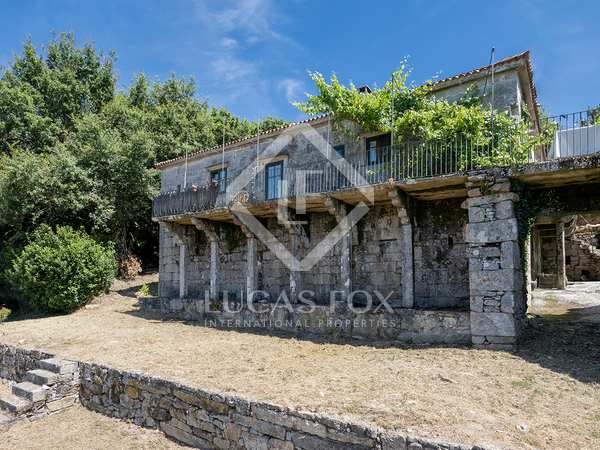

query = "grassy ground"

[
  {"left": 0, "top": 274, "right": 599, "bottom": 449},
  {"left": 0, "top": 405, "right": 185, "bottom": 449}
]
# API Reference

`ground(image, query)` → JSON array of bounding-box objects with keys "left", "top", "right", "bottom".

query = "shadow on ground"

[{"left": 516, "top": 310, "right": 600, "bottom": 384}]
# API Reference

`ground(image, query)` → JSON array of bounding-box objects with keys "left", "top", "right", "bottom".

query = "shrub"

[
  {"left": 9, "top": 225, "right": 116, "bottom": 313},
  {"left": 0, "top": 307, "right": 11, "bottom": 321},
  {"left": 117, "top": 253, "right": 142, "bottom": 280},
  {"left": 137, "top": 283, "right": 151, "bottom": 297}
]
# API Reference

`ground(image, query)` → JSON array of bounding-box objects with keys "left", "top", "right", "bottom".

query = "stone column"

[
  {"left": 178, "top": 245, "right": 187, "bottom": 299},
  {"left": 388, "top": 187, "right": 415, "bottom": 308},
  {"left": 191, "top": 218, "right": 220, "bottom": 301},
  {"left": 245, "top": 232, "right": 258, "bottom": 301},
  {"left": 556, "top": 222, "right": 567, "bottom": 289},
  {"left": 463, "top": 176, "right": 525, "bottom": 349},
  {"left": 163, "top": 222, "right": 191, "bottom": 300},
  {"left": 288, "top": 225, "right": 303, "bottom": 303},
  {"left": 230, "top": 214, "right": 259, "bottom": 302},
  {"left": 324, "top": 197, "right": 352, "bottom": 299}
]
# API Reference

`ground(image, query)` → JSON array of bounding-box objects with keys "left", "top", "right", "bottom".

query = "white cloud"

[
  {"left": 277, "top": 78, "right": 304, "bottom": 103},
  {"left": 194, "top": 0, "right": 284, "bottom": 44},
  {"left": 210, "top": 54, "right": 256, "bottom": 82},
  {"left": 188, "top": 0, "right": 303, "bottom": 119}
]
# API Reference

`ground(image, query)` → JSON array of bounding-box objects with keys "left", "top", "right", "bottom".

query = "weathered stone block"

[
  {"left": 380, "top": 432, "right": 407, "bottom": 450},
  {"left": 466, "top": 219, "right": 518, "bottom": 244},
  {"left": 494, "top": 200, "right": 515, "bottom": 220},
  {"left": 160, "top": 422, "right": 212, "bottom": 449},
  {"left": 500, "top": 241, "right": 521, "bottom": 269},
  {"left": 469, "top": 268, "right": 522, "bottom": 292},
  {"left": 466, "top": 192, "right": 519, "bottom": 207},
  {"left": 470, "top": 312, "right": 516, "bottom": 337}
]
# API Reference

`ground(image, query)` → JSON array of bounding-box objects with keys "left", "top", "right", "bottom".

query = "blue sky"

[{"left": 1, "top": 0, "right": 598, "bottom": 121}]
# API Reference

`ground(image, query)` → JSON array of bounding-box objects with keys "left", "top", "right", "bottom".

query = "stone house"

[{"left": 149, "top": 51, "right": 600, "bottom": 348}]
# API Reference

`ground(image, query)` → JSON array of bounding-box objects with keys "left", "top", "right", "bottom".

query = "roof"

[
  {"left": 155, "top": 113, "right": 331, "bottom": 170},
  {"left": 156, "top": 51, "right": 538, "bottom": 170},
  {"left": 429, "top": 51, "right": 535, "bottom": 95},
  {"left": 428, "top": 50, "right": 539, "bottom": 128}
]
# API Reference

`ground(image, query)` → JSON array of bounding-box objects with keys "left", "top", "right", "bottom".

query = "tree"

[
  {"left": 0, "top": 33, "right": 115, "bottom": 153},
  {"left": 0, "top": 33, "right": 288, "bottom": 275}
]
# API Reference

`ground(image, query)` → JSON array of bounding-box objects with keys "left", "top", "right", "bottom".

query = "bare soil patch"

[
  {"left": 0, "top": 274, "right": 599, "bottom": 449},
  {"left": 0, "top": 405, "right": 185, "bottom": 449}
]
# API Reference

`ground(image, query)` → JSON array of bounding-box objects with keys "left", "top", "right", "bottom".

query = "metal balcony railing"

[
  {"left": 152, "top": 112, "right": 600, "bottom": 219},
  {"left": 547, "top": 109, "right": 600, "bottom": 159},
  {"left": 152, "top": 185, "right": 218, "bottom": 218}
]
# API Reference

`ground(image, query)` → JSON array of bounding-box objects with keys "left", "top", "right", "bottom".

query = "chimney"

[{"left": 358, "top": 85, "right": 372, "bottom": 94}]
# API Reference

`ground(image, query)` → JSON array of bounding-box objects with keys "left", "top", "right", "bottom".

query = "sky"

[{"left": 1, "top": 0, "right": 599, "bottom": 121}]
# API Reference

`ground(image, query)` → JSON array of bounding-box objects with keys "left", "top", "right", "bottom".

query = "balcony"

[
  {"left": 547, "top": 110, "right": 600, "bottom": 159},
  {"left": 153, "top": 112, "right": 600, "bottom": 220}
]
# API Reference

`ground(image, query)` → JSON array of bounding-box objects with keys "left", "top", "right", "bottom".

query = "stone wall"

[
  {"left": 0, "top": 344, "right": 79, "bottom": 417},
  {"left": 79, "top": 360, "right": 483, "bottom": 450},
  {"left": 414, "top": 199, "right": 469, "bottom": 309},
  {"left": 0, "top": 343, "right": 53, "bottom": 381},
  {"left": 159, "top": 199, "right": 470, "bottom": 311},
  {"left": 141, "top": 298, "right": 471, "bottom": 345},
  {"left": 566, "top": 228, "right": 600, "bottom": 281},
  {"left": 431, "top": 68, "right": 523, "bottom": 118}
]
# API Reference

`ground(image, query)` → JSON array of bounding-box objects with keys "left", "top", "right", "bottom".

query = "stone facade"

[
  {"left": 159, "top": 199, "right": 470, "bottom": 310},
  {"left": 153, "top": 56, "right": 545, "bottom": 348}
]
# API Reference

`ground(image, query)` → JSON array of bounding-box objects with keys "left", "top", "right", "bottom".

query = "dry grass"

[
  {"left": 0, "top": 274, "right": 599, "bottom": 449},
  {"left": 0, "top": 405, "right": 185, "bottom": 449}
]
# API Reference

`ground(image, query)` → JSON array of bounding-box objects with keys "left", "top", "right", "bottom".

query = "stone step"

[
  {"left": 26, "top": 369, "right": 59, "bottom": 386},
  {"left": 0, "top": 392, "right": 32, "bottom": 414},
  {"left": 39, "top": 358, "right": 77, "bottom": 375},
  {"left": 12, "top": 382, "right": 48, "bottom": 402},
  {"left": 0, "top": 409, "right": 16, "bottom": 426}
]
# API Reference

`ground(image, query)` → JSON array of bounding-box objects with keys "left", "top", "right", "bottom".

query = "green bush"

[
  {"left": 9, "top": 225, "right": 116, "bottom": 313},
  {"left": 0, "top": 307, "right": 11, "bottom": 321}
]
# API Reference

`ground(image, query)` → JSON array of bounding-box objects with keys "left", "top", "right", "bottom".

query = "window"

[
  {"left": 365, "top": 134, "right": 391, "bottom": 165},
  {"left": 265, "top": 161, "right": 283, "bottom": 200},
  {"left": 210, "top": 167, "right": 227, "bottom": 193},
  {"left": 333, "top": 144, "right": 345, "bottom": 158}
]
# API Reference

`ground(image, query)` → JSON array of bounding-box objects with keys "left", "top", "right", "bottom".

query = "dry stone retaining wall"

[
  {"left": 79, "top": 361, "right": 482, "bottom": 450},
  {"left": 0, "top": 343, "right": 53, "bottom": 381},
  {"left": 0, "top": 344, "right": 79, "bottom": 417},
  {"left": 1, "top": 343, "right": 490, "bottom": 449}
]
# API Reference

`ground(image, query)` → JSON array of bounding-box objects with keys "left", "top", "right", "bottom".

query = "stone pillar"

[
  {"left": 388, "top": 187, "right": 415, "bottom": 308},
  {"left": 163, "top": 222, "right": 191, "bottom": 300},
  {"left": 464, "top": 176, "right": 525, "bottom": 349},
  {"left": 191, "top": 218, "right": 220, "bottom": 302},
  {"left": 245, "top": 232, "right": 258, "bottom": 301},
  {"left": 230, "top": 214, "right": 259, "bottom": 302},
  {"left": 287, "top": 225, "right": 303, "bottom": 303},
  {"left": 178, "top": 244, "right": 187, "bottom": 299},
  {"left": 324, "top": 197, "right": 352, "bottom": 299},
  {"left": 556, "top": 222, "right": 567, "bottom": 289},
  {"left": 340, "top": 229, "right": 352, "bottom": 298}
]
